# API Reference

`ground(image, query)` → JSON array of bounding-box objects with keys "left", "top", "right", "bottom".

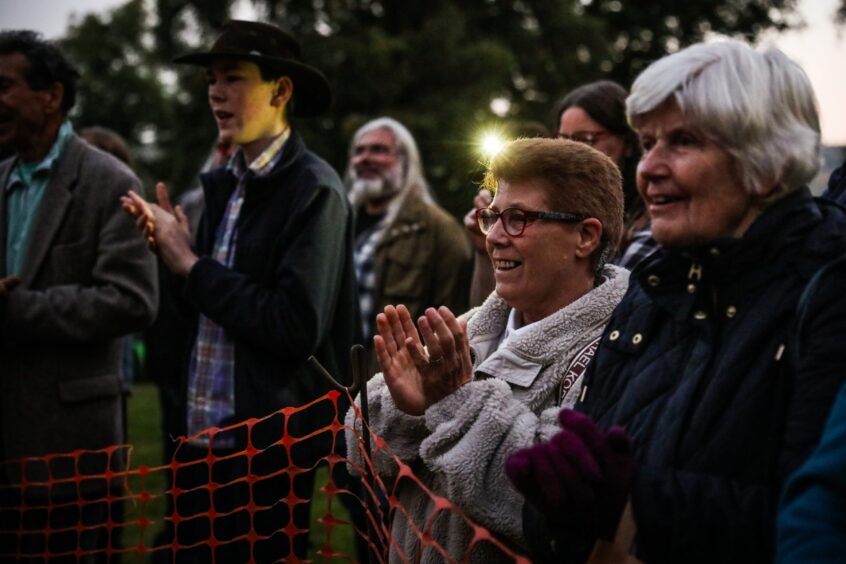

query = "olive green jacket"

[{"left": 371, "top": 189, "right": 471, "bottom": 325}]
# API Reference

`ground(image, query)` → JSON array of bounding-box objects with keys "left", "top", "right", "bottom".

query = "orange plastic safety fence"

[{"left": 0, "top": 389, "right": 530, "bottom": 563}]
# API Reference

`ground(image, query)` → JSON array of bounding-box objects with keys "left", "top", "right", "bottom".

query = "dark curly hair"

[{"left": 0, "top": 30, "right": 80, "bottom": 115}]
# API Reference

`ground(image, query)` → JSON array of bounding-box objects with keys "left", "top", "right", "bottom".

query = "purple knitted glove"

[{"left": 506, "top": 409, "right": 634, "bottom": 538}]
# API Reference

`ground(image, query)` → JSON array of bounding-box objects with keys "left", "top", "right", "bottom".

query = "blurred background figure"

[
  {"left": 555, "top": 80, "right": 653, "bottom": 269},
  {"left": 346, "top": 117, "right": 471, "bottom": 349},
  {"left": 507, "top": 40, "right": 846, "bottom": 564},
  {"left": 347, "top": 137, "right": 628, "bottom": 562},
  {"left": 80, "top": 125, "right": 133, "bottom": 168},
  {"left": 80, "top": 125, "right": 139, "bottom": 443}
]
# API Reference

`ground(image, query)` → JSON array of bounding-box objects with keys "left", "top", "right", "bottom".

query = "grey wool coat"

[
  {"left": 346, "top": 265, "right": 629, "bottom": 563},
  {"left": 0, "top": 136, "right": 157, "bottom": 482}
]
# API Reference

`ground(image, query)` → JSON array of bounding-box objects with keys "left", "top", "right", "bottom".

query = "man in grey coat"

[{"left": 0, "top": 30, "right": 157, "bottom": 559}]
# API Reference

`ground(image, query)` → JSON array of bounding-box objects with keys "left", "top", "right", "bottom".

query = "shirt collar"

[
  {"left": 227, "top": 127, "right": 291, "bottom": 179},
  {"left": 498, "top": 307, "right": 537, "bottom": 347},
  {"left": 6, "top": 120, "right": 75, "bottom": 192}
]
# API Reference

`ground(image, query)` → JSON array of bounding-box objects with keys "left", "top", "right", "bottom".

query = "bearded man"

[{"left": 346, "top": 117, "right": 471, "bottom": 345}]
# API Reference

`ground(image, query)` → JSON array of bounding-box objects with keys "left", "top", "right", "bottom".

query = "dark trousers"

[{"left": 156, "top": 443, "right": 316, "bottom": 563}]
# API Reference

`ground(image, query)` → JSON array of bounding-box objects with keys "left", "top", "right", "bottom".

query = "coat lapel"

[
  {"left": 17, "top": 137, "right": 81, "bottom": 286},
  {"left": 0, "top": 158, "right": 14, "bottom": 277}
]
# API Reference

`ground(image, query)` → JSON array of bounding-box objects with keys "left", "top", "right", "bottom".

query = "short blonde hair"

[{"left": 483, "top": 137, "right": 624, "bottom": 262}]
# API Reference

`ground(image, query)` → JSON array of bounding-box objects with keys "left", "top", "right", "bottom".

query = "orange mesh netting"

[{"left": 0, "top": 389, "right": 530, "bottom": 563}]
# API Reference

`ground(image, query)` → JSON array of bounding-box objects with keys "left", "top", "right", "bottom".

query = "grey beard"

[{"left": 350, "top": 167, "right": 404, "bottom": 207}]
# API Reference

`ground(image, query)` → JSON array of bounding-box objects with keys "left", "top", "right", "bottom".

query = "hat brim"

[{"left": 173, "top": 52, "right": 332, "bottom": 118}]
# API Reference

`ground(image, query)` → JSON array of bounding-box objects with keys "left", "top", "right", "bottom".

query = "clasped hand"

[
  {"left": 374, "top": 305, "right": 473, "bottom": 416},
  {"left": 120, "top": 182, "right": 197, "bottom": 277}
]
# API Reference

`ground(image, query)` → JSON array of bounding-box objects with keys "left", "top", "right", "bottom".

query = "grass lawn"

[{"left": 124, "top": 381, "right": 358, "bottom": 561}]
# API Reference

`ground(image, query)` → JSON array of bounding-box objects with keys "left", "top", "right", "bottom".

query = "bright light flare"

[{"left": 479, "top": 132, "right": 507, "bottom": 159}]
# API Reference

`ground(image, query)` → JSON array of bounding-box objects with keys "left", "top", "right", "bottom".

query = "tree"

[
  {"left": 60, "top": 0, "right": 175, "bottom": 187},
  {"left": 60, "top": 0, "right": 809, "bottom": 216}
]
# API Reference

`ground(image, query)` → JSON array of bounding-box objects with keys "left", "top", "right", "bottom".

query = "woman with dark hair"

[{"left": 555, "top": 80, "right": 653, "bottom": 269}]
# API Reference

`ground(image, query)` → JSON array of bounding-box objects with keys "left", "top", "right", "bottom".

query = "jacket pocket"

[
  {"left": 380, "top": 234, "right": 428, "bottom": 303},
  {"left": 58, "top": 374, "right": 121, "bottom": 403}
]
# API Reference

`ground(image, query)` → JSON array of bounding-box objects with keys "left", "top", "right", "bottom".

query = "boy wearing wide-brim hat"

[{"left": 122, "top": 20, "right": 359, "bottom": 563}]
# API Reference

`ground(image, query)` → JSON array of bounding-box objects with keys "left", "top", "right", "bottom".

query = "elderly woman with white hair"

[{"left": 506, "top": 40, "right": 846, "bottom": 564}]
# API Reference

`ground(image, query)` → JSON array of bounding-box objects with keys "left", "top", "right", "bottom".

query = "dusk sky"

[{"left": 1, "top": 0, "right": 844, "bottom": 145}]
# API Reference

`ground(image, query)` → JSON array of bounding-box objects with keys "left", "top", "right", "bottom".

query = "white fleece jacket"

[{"left": 345, "top": 265, "right": 629, "bottom": 563}]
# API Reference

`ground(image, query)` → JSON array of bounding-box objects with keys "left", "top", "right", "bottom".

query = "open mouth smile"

[{"left": 494, "top": 259, "right": 521, "bottom": 271}]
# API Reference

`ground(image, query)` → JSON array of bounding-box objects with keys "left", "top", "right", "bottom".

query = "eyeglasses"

[
  {"left": 353, "top": 143, "right": 395, "bottom": 157},
  {"left": 476, "top": 207, "right": 586, "bottom": 237},
  {"left": 555, "top": 131, "right": 612, "bottom": 147}
]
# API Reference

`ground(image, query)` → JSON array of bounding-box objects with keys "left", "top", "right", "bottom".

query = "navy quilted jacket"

[{"left": 576, "top": 188, "right": 846, "bottom": 563}]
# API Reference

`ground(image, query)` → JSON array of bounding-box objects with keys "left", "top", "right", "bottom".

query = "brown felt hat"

[{"left": 173, "top": 20, "right": 332, "bottom": 117}]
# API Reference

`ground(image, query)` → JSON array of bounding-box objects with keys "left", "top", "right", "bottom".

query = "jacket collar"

[
  {"left": 201, "top": 130, "right": 306, "bottom": 231},
  {"left": 637, "top": 188, "right": 835, "bottom": 319},
  {"left": 0, "top": 135, "right": 83, "bottom": 282},
  {"left": 6, "top": 121, "right": 75, "bottom": 193},
  {"left": 373, "top": 189, "right": 432, "bottom": 247},
  {"left": 468, "top": 264, "right": 630, "bottom": 366}
]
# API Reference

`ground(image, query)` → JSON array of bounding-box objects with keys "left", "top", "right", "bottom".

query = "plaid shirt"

[
  {"left": 354, "top": 222, "right": 383, "bottom": 342},
  {"left": 616, "top": 226, "right": 658, "bottom": 271},
  {"left": 186, "top": 129, "right": 290, "bottom": 447}
]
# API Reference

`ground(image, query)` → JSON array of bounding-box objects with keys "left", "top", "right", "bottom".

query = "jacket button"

[
  {"left": 709, "top": 247, "right": 720, "bottom": 256},
  {"left": 647, "top": 275, "right": 660, "bottom": 286},
  {"left": 687, "top": 284, "right": 696, "bottom": 294},
  {"left": 632, "top": 333, "right": 643, "bottom": 345},
  {"left": 609, "top": 330, "right": 620, "bottom": 341},
  {"left": 726, "top": 305, "right": 737, "bottom": 318},
  {"left": 693, "top": 310, "right": 707, "bottom": 320}
]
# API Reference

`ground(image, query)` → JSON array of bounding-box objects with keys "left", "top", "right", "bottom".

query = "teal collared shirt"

[{"left": 4, "top": 121, "right": 74, "bottom": 276}]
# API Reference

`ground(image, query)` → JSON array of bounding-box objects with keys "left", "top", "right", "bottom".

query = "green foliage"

[
  {"left": 579, "top": 0, "right": 802, "bottom": 83},
  {"left": 60, "top": 0, "right": 176, "bottom": 188},
  {"left": 58, "top": 0, "right": 808, "bottom": 215}
]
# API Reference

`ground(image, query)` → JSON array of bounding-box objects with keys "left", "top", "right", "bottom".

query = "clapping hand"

[
  {"left": 374, "top": 305, "right": 474, "bottom": 416},
  {"left": 121, "top": 182, "right": 197, "bottom": 277}
]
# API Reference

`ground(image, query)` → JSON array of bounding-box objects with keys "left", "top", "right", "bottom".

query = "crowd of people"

[{"left": 1, "top": 15, "right": 845, "bottom": 564}]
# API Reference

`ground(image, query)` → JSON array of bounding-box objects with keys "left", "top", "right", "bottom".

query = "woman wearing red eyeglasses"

[
  {"left": 466, "top": 82, "right": 653, "bottom": 309},
  {"left": 346, "top": 137, "right": 629, "bottom": 562}
]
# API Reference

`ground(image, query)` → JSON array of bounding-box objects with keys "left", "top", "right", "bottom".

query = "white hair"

[
  {"left": 345, "top": 117, "right": 434, "bottom": 225},
  {"left": 627, "top": 40, "right": 820, "bottom": 202}
]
